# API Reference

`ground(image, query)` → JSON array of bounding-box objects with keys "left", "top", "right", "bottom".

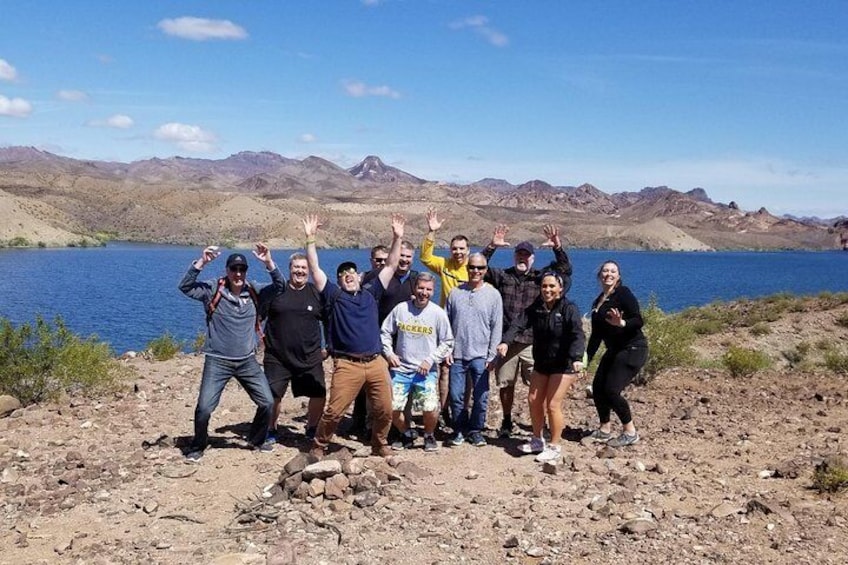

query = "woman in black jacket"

[
  {"left": 586, "top": 260, "right": 648, "bottom": 448},
  {"left": 498, "top": 272, "right": 585, "bottom": 462}
]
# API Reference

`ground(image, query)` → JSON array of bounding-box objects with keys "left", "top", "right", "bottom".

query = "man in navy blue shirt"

[{"left": 302, "top": 213, "right": 406, "bottom": 457}]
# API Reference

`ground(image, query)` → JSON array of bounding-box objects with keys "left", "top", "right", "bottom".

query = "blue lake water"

[{"left": 1, "top": 242, "right": 846, "bottom": 354}]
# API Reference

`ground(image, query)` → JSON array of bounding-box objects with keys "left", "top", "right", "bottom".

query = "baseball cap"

[
  {"left": 336, "top": 261, "right": 358, "bottom": 276},
  {"left": 515, "top": 241, "right": 535, "bottom": 254},
  {"left": 226, "top": 253, "right": 249, "bottom": 269}
]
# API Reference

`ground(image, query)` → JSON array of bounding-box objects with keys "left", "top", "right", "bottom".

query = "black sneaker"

[
  {"left": 391, "top": 439, "right": 405, "bottom": 451},
  {"left": 498, "top": 419, "right": 514, "bottom": 439},
  {"left": 254, "top": 438, "right": 274, "bottom": 453},
  {"left": 393, "top": 430, "right": 415, "bottom": 450},
  {"left": 305, "top": 426, "right": 317, "bottom": 440},
  {"left": 424, "top": 434, "right": 439, "bottom": 452},
  {"left": 468, "top": 432, "right": 487, "bottom": 447}
]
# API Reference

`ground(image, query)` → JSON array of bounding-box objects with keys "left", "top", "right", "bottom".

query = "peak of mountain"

[
  {"left": 347, "top": 155, "right": 426, "bottom": 184},
  {"left": 517, "top": 179, "right": 556, "bottom": 192},
  {"left": 470, "top": 178, "right": 515, "bottom": 192},
  {"left": 686, "top": 187, "right": 713, "bottom": 203}
]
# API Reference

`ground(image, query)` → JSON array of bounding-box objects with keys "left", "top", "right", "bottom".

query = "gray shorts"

[{"left": 494, "top": 342, "right": 534, "bottom": 388}]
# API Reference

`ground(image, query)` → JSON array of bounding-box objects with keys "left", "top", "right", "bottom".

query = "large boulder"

[{"left": 0, "top": 395, "right": 21, "bottom": 418}]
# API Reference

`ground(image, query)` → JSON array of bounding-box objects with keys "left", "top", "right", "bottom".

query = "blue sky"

[{"left": 1, "top": 1, "right": 846, "bottom": 217}]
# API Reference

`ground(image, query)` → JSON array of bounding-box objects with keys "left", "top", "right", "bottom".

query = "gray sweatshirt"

[
  {"left": 445, "top": 282, "right": 503, "bottom": 363},
  {"left": 179, "top": 264, "right": 286, "bottom": 359},
  {"left": 381, "top": 300, "right": 454, "bottom": 373}
]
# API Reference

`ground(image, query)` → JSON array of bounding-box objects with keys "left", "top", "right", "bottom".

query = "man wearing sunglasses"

[
  {"left": 179, "top": 243, "right": 285, "bottom": 462},
  {"left": 302, "top": 213, "right": 406, "bottom": 458}
]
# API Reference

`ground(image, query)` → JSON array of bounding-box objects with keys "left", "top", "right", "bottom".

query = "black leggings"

[{"left": 593, "top": 346, "right": 648, "bottom": 425}]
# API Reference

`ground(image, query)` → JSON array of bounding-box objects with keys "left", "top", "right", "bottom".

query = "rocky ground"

[{"left": 2, "top": 308, "right": 848, "bottom": 564}]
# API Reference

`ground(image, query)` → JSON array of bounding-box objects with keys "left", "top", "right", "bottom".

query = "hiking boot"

[
  {"left": 372, "top": 445, "right": 392, "bottom": 457},
  {"left": 424, "top": 434, "right": 439, "bottom": 452},
  {"left": 468, "top": 432, "right": 487, "bottom": 447},
  {"left": 608, "top": 432, "right": 640, "bottom": 448},
  {"left": 535, "top": 444, "right": 562, "bottom": 463},
  {"left": 498, "top": 419, "right": 514, "bottom": 439},
  {"left": 518, "top": 437, "right": 545, "bottom": 455},
  {"left": 588, "top": 429, "right": 613, "bottom": 443},
  {"left": 185, "top": 448, "right": 204, "bottom": 463},
  {"left": 450, "top": 432, "right": 465, "bottom": 446}
]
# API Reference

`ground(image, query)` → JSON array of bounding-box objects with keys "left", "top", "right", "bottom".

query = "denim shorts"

[{"left": 390, "top": 370, "right": 439, "bottom": 412}]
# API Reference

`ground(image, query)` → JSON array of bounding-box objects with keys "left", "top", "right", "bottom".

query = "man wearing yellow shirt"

[{"left": 418, "top": 207, "right": 470, "bottom": 426}]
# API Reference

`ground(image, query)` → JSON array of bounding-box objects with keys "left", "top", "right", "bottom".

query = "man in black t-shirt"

[{"left": 259, "top": 252, "right": 326, "bottom": 441}]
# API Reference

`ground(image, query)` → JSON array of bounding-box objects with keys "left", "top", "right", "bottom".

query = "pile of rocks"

[{"left": 268, "top": 448, "right": 430, "bottom": 512}]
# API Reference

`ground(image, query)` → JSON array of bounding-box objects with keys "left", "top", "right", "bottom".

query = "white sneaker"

[
  {"left": 518, "top": 436, "right": 545, "bottom": 455},
  {"left": 535, "top": 444, "right": 562, "bottom": 463}
]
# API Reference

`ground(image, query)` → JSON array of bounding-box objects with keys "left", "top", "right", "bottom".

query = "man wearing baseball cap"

[
  {"left": 178, "top": 243, "right": 285, "bottom": 462},
  {"left": 301, "top": 213, "right": 406, "bottom": 458},
  {"left": 482, "top": 224, "right": 573, "bottom": 438}
]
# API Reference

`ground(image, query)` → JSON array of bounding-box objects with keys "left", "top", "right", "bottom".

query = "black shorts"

[{"left": 263, "top": 351, "right": 326, "bottom": 399}]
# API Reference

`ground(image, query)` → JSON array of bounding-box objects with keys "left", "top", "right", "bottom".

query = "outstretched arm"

[
  {"left": 541, "top": 224, "right": 573, "bottom": 292},
  {"left": 378, "top": 214, "right": 406, "bottom": 289},
  {"left": 253, "top": 242, "right": 285, "bottom": 291},
  {"left": 179, "top": 245, "right": 220, "bottom": 301},
  {"left": 302, "top": 215, "right": 328, "bottom": 292}
]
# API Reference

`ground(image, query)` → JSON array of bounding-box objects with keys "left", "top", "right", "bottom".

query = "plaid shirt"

[{"left": 482, "top": 246, "right": 572, "bottom": 345}]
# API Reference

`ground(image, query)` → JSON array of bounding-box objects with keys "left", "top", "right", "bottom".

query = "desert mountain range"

[{"left": 0, "top": 146, "right": 843, "bottom": 251}]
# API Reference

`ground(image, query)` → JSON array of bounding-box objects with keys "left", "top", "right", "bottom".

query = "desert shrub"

[
  {"left": 824, "top": 349, "right": 848, "bottom": 374},
  {"left": 146, "top": 332, "right": 183, "bottom": 361},
  {"left": 835, "top": 313, "right": 848, "bottom": 329},
  {"left": 782, "top": 342, "right": 811, "bottom": 368},
  {"left": 192, "top": 331, "right": 206, "bottom": 354},
  {"left": 749, "top": 322, "right": 772, "bottom": 336},
  {"left": 816, "top": 338, "right": 835, "bottom": 351},
  {"left": 722, "top": 346, "right": 771, "bottom": 377},
  {"left": 0, "top": 316, "right": 127, "bottom": 405},
  {"left": 640, "top": 296, "right": 697, "bottom": 381},
  {"left": 812, "top": 456, "right": 848, "bottom": 493}
]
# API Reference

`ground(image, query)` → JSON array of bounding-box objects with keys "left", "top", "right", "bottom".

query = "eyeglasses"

[
  {"left": 229, "top": 266, "right": 247, "bottom": 273},
  {"left": 373, "top": 257, "right": 387, "bottom": 264},
  {"left": 338, "top": 268, "right": 357, "bottom": 276},
  {"left": 467, "top": 265, "right": 487, "bottom": 271}
]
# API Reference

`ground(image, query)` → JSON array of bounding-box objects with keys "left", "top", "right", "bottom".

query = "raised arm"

[
  {"left": 302, "top": 214, "right": 328, "bottom": 292},
  {"left": 482, "top": 224, "right": 509, "bottom": 284},
  {"left": 378, "top": 214, "right": 405, "bottom": 289},
  {"left": 178, "top": 245, "right": 220, "bottom": 301},
  {"left": 419, "top": 208, "right": 446, "bottom": 274},
  {"left": 541, "top": 224, "right": 573, "bottom": 293},
  {"left": 253, "top": 242, "right": 286, "bottom": 292}
]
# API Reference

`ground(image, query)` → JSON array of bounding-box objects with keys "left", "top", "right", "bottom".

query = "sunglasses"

[
  {"left": 467, "top": 265, "right": 487, "bottom": 271},
  {"left": 229, "top": 265, "right": 247, "bottom": 273},
  {"left": 373, "top": 257, "right": 387, "bottom": 264},
  {"left": 338, "top": 268, "right": 357, "bottom": 276}
]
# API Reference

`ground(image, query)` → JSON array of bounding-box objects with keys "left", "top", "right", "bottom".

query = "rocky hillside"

[
  {"left": 1, "top": 298, "right": 847, "bottom": 563},
  {"left": 0, "top": 147, "right": 840, "bottom": 251}
]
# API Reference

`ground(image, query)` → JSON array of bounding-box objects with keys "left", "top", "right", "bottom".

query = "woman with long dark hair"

[
  {"left": 498, "top": 271, "right": 585, "bottom": 462},
  {"left": 586, "top": 260, "right": 648, "bottom": 448}
]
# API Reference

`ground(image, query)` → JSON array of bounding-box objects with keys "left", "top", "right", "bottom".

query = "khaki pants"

[{"left": 314, "top": 356, "right": 392, "bottom": 449}]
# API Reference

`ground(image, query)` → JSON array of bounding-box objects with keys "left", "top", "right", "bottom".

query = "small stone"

[
  {"left": 710, "top": 502, "right": 742, "bottom": 518},
  {"left": 541, "top": 461, "right": 559, "bottom": 475},
  {"left": 354, "top": 491, "right": 380, "bottom": 508},
  {"left": 588, "top": 495, "right": 608, "bottom": 511},
  {"left": 80, "top": 420, "right": 93, "bottom": 429},
  {"left": 143, "top": 500, "right": 159, "bottom": 514},
  {"left": 619, "top": 518, "right": 657, "bottom": 534},
  {"left": 525, "top": 546, "right": 545, "bottom": 557},
  {"left": 503, "top": 535, "right": 519, "bottom": 548},
  {"left": 758, "top": 470, "right": 774, "bottom": 479},
  {"left": 633, "top": 460, "right": 646, "bottom": 472},
  {"left": 1, "top": 467, "right": 19, "bottom": 484},
  {"left": 466, "top": 471, "right": 479, "bottom": 480},
  {"left": 302, "top": 460, "right": 342, "bottom": 481},
  {"left": 54, "top": 536, "right": 73, "bottom": 554}
]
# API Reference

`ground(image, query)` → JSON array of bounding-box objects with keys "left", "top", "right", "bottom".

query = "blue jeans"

[
  {"left": 448, "top": 358, "right": 490, "bottom": 435},
  {"left": 191, "top": 355, "right": 274, "bottom": 450}
]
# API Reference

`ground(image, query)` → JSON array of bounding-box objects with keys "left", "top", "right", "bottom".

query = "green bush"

[
  {"left": 0, "top": 316, "right": 128, "bottom": 405},
  {"left": 192, "top": 331, "right": 206, "bottom": 354},
  {"left": 722, "top": 346, "right": 771, "bottom": 377},
  {"left": 782, "top": 342, "right": 810, "bottom": 368},
  {"left": 640, "top": 296, "right": 697, "bottom": 381},
  {"left": 812, "top": 456, "right": 848, "bottom": 493},
  {"left": 749, "top": 322, "right": 772, "bottom": 336},
  {"left": 147, "top": 332, "right": 183, "bottom": 361},
  {"left": 835, "top": 313, "right": 848, "bottom": 329},
  {"left": 824, "top": 349, "right": 848, "bottom": 374}
]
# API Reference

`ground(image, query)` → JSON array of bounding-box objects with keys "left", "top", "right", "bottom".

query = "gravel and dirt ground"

[{"left": 2, "top": 303, "right": 847, "bottom": 564}]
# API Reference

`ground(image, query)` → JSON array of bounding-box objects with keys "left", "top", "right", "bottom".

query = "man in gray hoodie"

[{"left": 179, "top": 243, "right": 285, "bottom": 462}]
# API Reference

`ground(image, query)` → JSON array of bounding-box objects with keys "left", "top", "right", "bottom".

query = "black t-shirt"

[
  {"left": 262, "top": 283, "right": 323, "bottom": 370},
  {"left": 362, "top": 268, "right": 419, "bottom": 323}
]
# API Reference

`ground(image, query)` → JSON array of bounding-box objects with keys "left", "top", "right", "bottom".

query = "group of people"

[{"left": 178, "top": 209, "right": 649, "bottom": 463}]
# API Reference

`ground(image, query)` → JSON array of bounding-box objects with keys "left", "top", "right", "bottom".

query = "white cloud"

[
  {"left": 0, "top": 59, "right": 17, "bottom": 82},
  {"left": 87, "top": 114, "right": 134, "bottom": 129},
  {"left": 342, "top": 80, "right": 401, "bottom": 99},
  {"left": 449, "top": 15, "right": 509, "bottom": 47},
  {"left": 298, "top": 133, "right": 317, "bottom": 143},
  {"left": 157, "top": 17, "right": 248, "bottom": 41},
  {"left": 0, "top": 94, "right": 32, "bottom": 117},
  {"left": 57, "top": 89, "right": 89, "bottom": 102},
  {"left": 154, "top": 122, "right": 217, "bottom": 153}
]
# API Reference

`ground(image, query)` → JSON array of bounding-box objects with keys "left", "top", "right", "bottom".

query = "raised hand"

[
  {"left": 253, "top": 242, "right": 274, "bottom": 268},
  {"left": 491, "top": 224, "right": 510, "bottom": 248},
  {"left": 605, "top": 307, "right": 624, "bottom": 327},
  {"left": 198, "top": 245, "right": 221, "bottom": 267},
  {"left": 302, "top": 214, "right": 322, "bottom": 238},
  {"left": 391, "top": 213, "right": 406, "bottom": 239},
  {"left": 540, "top": 224, "right": 561, "bottom": 248},
  {"left": 425, "top": 207, "right": 444, "bottom": 232}
]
